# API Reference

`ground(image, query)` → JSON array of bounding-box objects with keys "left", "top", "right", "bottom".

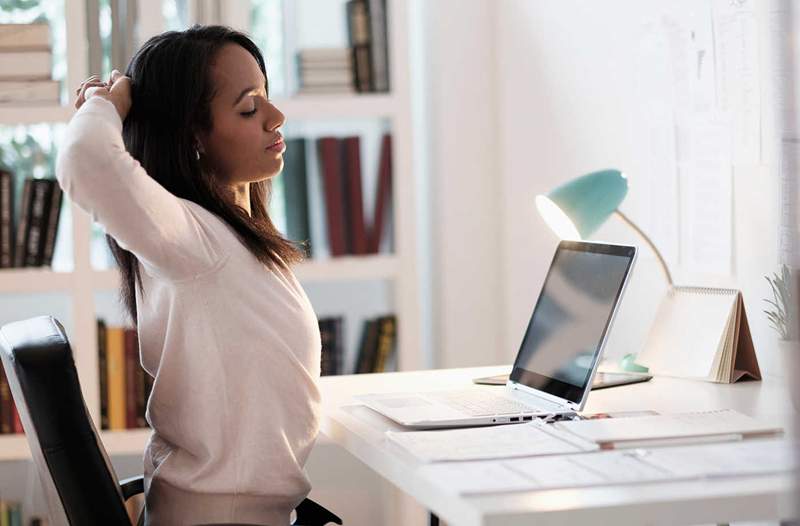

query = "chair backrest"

[{"left": 0, "top": 316, "right": 131, "bottom": 526}]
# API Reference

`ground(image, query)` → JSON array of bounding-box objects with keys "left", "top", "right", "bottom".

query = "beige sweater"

[{"left": 56, "top": 96, "right": 321, "bottom": 526}]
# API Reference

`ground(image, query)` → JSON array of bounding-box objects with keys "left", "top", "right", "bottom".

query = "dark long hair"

[{"left": 109, "top": 25, "right": 302, "bottom": 326}]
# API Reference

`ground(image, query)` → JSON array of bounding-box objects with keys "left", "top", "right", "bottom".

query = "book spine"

[
  {"left": 0, "top": 171, "right": 13, "bottom": 268},
  {"left": 0, "top": 23, "right": 50, "bottom": 50},
  {"left": 0, "top": 80, "right": 59, "bottom": 104},
  {"left": 11, "top": 403, "right": 21, "bottom": 434},
  {"left": 319, "top": 318, "right": 334, "bottom": 376},
  {"left": 41, "top": 181, "right": 62, "bottom": 267},
  {"left": 373, "top": 314, "right": 397, "bottom": 373},
  {"left": 317, "top": 137, "right": 349, "bottom": 257},
  {"left": 106, "top": 326, "right": 126, "bottom": 431},
  {"left": 124, "top": 328, "right": 138, "bottom": 429},
  {"left": 97, "top": 319, "right": 108, "bottom": 430},
  {"left": 355, "top": 318, "right": 380, "bottom": 374},
  {"left": 0, "top": 50, "right": 52, "bottom": 81},
  {"left": 0, "top": 365, "right": 10, "bottom": 434},
  {"left": 343, "top": 137, "right": 369, "bottom": 255},
  {"left": 12, "top": 178, "right": 32, "bottom": 268},
  {"left": 283, "top": 138, "right": 311, "bottom": 256},
  {"left": 23, "top": 178, "right": 52, "bottom": 267},
  {"left": 367, "top": 0, "right": 390, "bottom": 92},
  {"left": 347, "top": 0, "right": 372, "bottom": 92},
  {"left": 369, "top": 134, "right": 393, "bottom": 253}
]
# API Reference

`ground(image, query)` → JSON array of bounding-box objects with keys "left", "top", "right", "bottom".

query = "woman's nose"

[{"left": 265, "top": 102, "right": 285, "bottom": 131}]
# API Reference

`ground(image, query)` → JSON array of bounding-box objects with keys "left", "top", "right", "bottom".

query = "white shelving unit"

[{"left": 0, "top": 0, "right": 428, "bottom": 464}]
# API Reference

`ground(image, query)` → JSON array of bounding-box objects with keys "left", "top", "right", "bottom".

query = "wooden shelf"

[
  {"left": 0, "top": 268, "right": 75, "bottom": 293},
  {"left": 0, "top": 105, "right": 74, "bottom": 126}
]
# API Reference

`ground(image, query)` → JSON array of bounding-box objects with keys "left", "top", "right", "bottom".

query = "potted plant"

[{"left": 763, "top": 265, "right": 799, "bottom": 386}]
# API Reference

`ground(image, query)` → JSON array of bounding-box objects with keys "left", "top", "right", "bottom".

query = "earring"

[{"left": 195, "top": 149, "right": 200, "bottom": 160}]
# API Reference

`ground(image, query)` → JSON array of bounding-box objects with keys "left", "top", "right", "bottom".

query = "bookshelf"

[{"left": 0, "top": 0, "right": 428, "bottom": 468}]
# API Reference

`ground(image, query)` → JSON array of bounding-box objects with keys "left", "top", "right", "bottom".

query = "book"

[
  {"left": 12, "top": 178, "right": 32, "bottom": 268},
  {"left": 124, "top": 329, "right": 138, "bottom": 429},
  {"left": 346, "top": 0, "right": 372, "bottom": 92},
  {"left": 283, "top": 138, "right": 311, "bottom": 256},
  {"left": 0, "top": 364, "right": 10, "bottom": 434},
  {"left": 355, "top": 318, "right": 381, "bottom": 373},
  {"left": 342, "top": 137, "right": 369, "bottom": 255},
  {"left": 373, "top": 315, "right": 397, "bottom": 373},
  {"left": 636, "top": 287, "right": 761, "bottom": 383},
  {"left": 41, "top": 181, "right": 62, "bottom": 267},
  {"left": 369, "top": 134, "right": 393, "bottom": 253},
  {"left": 319, "top": 317, "right": 344, "bottom": 376},
  {"left": 0, "top": 170, "right": 13, "bottom": 268},
  {"left": 317, "top": 137, "right": 349, "bottom": 256},
  {"left": 0, "top": 50, "right": 52, "bottom": 80},
  {"left": 366, "top": 0, "right": 390, "bottom": 92},
  {"left": 0, "top": 80, "right": 59, "bottom": 104},
  {"left": 24, "top": 179, "right": 53, "bottom": 267},
  {"left": 106, "top": 326, "right": 126, "bottom": 430},
  {"left": 554, "top": 409, "right": 782, "bottom": 450},
  {"left": 0, "top": 23, "right": 50, "bottom": 50},
  {"left": 97, "top": 319, "right": 109, "bottom": 430}
]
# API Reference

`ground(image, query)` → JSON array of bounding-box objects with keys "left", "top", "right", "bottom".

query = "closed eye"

[{"left": 240, "top": 108, "right": 257, "bottom": 117}]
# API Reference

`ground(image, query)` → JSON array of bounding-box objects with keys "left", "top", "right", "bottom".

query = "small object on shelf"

[
  {"left": 346, "top": 0, "right": 390, "bottom": 93},
  {"left": 296, "top": 48, "right": 355, "bottom": 95}
]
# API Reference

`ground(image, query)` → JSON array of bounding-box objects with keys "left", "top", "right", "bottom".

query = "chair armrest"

[
  {"left": 294, "top": 497, "right": 342, "bottom": 526},
  {"left": 120, "top": 475, "right": 145, "bottom": 501}
]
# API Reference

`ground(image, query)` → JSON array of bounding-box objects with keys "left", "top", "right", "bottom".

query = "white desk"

[{"left": 318, "top": 366, "right": 799, "bottom": 526}]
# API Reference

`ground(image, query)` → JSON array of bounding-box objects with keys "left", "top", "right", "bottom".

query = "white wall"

[{"left": 430, "top": 0, "right": 783, "bottom": 370}]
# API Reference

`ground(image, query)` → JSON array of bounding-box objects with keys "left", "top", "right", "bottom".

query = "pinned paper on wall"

[
  {"left": 677, "top": 116, "right": 734, "bottom": 275},
  {"left": 780, "top": 138, "right": 800, "bottom": 267},
  {"left": 712, "top": 0, "right": 762, "bottom": 163}
]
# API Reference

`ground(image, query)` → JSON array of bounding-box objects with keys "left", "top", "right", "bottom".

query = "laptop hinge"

[{"left": 507, "top": 381, "right": 578, "bottom": 411}]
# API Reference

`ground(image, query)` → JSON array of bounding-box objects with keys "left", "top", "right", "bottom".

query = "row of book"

[
  {"left": 319, "top": 314, "right": 397, "bottom": 376},
  {"left": 97, "top": 320, "right": 153, "bottom": 431},
  {"left": 0, "top": 500, "right": 28, "bottom": 526},
  {"left": 296, "top": 0, "right": 388, "bottom": 94},
  {"left": 0, "top": 365, "right": 22, "bottom": 436},
  {"left": 281, "top": 134, "right": 392, "bottom": 258},
  {"left": 0, "top": 174, "right": 63, "bottom": 268},
  {"left": 0, "top": 23, "right": 60, "bottom": 105}
]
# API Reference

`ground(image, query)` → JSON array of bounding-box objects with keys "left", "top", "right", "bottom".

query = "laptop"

[{"left": 356, "top": 240, "right": 638, "bottom": 429}]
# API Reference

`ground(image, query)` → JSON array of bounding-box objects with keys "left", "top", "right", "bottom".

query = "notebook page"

[
  {"left": 385, "top": 420, "right": 598, "bottom": 462},
  {"left": 637, "top": 287, "right": 738, "bottom": 379}
]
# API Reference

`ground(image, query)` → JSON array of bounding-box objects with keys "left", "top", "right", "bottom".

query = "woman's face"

[{"left": 198, "top": 43, "right": 286, "bottom": 185}]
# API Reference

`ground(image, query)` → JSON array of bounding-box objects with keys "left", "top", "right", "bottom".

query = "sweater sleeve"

[{"left": 56, "top": 96, "right": 222, "bottom": 280}]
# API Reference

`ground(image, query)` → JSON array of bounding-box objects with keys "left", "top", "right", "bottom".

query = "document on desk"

[
  {"left": 418, "top": 439, "right": 797, "bottom": 495},
  {"left": 554, "top": 409, "right": 782, "bottom": 449},
  {"left": 386, "top": 419, "right": 599, "bottom": 462}
]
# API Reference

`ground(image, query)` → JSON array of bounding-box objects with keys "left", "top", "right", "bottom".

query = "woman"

[{"left": 56, "top": 25, "right": 321, "bottom": 526}]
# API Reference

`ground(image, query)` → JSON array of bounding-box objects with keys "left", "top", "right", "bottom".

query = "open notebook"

[{"left": 636, "top": 287, "right": 760, "bottom": 383}]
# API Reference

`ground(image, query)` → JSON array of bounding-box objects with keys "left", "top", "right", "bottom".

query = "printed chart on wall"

[{"left": 632, "top": 0, "right": 763, "bottom": 278}]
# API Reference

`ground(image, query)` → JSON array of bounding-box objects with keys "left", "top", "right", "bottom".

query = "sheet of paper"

[
  {"left": 779, "top": 138, "right": 800, "bottom": 267},
  {"left": 418, "top": 439, "right": 796, "bottom": 496},
  {"left": 386, "top": 420, "right": 598, "bottom": 463},
  {"left": 712, "top": 0, "right": 762, "bottom": 163},
  {"left": 677, "top": 117, "right": 733, "bottom": 275}
]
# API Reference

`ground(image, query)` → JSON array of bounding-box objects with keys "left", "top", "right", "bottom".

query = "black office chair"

[{"left": 0, "top": 316, "right": 342, "bottom": 526}]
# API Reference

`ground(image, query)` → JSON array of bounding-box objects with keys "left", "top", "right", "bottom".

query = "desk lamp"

[
  {"left": 535, "top": 168, "right": 673, "bottom": 286},
  {"left": 535, "top": 169, "right": 670, "bottom": 373}
]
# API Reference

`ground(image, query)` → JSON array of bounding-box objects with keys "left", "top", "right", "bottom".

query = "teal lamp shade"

[{"left": 535, "top": 169, "right": 628, "bottom": 240}]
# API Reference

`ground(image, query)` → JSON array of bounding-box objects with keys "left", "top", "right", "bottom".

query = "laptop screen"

[{"left": 509, "top": 241, "right": 636, "bottom": 405}]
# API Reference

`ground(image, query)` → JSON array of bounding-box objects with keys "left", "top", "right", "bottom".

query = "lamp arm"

[{"left": 613, "top": 209, "right": 674, "bottom": 287}]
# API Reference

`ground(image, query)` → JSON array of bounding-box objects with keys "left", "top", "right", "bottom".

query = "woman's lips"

[{"left": 266, "top": 138, "right": 285, "bottom": 153}]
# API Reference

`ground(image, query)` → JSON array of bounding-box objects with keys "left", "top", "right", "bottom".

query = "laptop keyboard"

[{"left": 428, "top": 390, "right": 548, "bottom": 417}]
